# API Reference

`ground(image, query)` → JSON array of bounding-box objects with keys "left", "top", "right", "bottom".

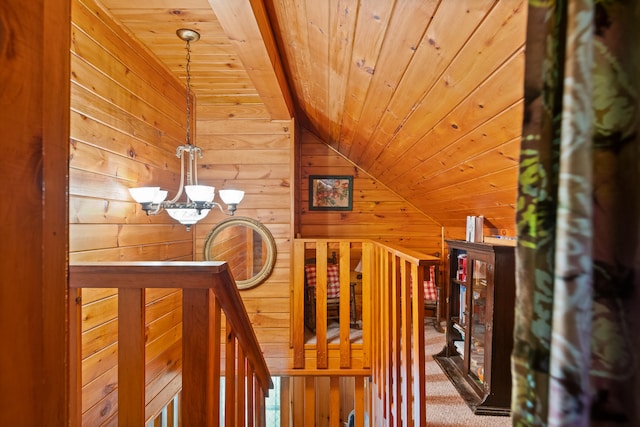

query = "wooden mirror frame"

[{"left": 203, "top": 216, "right": 277, "bottom": 289}]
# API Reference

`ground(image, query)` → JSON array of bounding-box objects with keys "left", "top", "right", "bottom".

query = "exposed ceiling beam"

[{"left": 208, "top": 0, "right": 293, "bottom": 120}]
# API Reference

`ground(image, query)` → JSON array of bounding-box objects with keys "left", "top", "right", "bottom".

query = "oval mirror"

[{"left": 203, "top": 217, "right": 277, "bottom": 290}]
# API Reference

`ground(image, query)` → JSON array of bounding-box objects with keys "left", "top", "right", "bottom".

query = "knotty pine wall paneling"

[
  {"left": 70, "top": 0, "right": 190, "bottom": 423},
  {"left": 298, "top": 129, "right": 443, "bottom": 256},
  {"left": 281, "top": 376, "right": 364, "bottom": 427},
  {"left": 267, "top": 0, "right": 526, "bottom": 238},
  {"left": 194, "top": 117, "right": 295, "bottom": 374}
]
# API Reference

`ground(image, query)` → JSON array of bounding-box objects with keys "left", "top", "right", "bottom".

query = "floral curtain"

[{"left": 512, "top": 1, "right": 639, "bottom": 426}]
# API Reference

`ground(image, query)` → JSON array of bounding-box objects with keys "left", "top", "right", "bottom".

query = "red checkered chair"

[
  {"left": 423, "top": 265, "right": 443, "bottom": 332},
  {"left": 410, "top": 264, "right": 443, "bottom": 332},
  {"left": 304, "top": 254, "right": 357, "bottom": 332}
]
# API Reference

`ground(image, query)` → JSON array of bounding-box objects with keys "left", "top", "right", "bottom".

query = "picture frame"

[{"left": 308, "top": 175, "right": 353, "bottom": 211}]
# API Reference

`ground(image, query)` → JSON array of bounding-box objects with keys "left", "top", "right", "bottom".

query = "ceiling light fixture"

[{"left": 128, "top": 29, "right": 244, "bottom": 230}]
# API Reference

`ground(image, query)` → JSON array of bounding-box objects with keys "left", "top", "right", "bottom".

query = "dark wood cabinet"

[{"left": 434, "top": 240, "right": 515, "bottom": 416}]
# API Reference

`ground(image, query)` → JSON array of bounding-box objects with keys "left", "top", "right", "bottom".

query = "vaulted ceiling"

[{"left": 96, "top": 0, "right": 527, "bottom": 234}]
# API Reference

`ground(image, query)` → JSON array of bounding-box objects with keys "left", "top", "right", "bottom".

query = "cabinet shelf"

[
  {"left": 452, "top": 320, "right": 465, "bottom": 332},
  {"left": 434, "top": 240, "right": 515, "bottom": 416}
]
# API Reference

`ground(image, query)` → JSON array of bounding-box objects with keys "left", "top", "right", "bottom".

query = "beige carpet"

[
  {"left": 304, "top": 321, "right": 512, "bottom": 426},
  {"left": 304, "top": 321, "right": 363, "bottom": 344},
  {"left": 425, "top": 326, "right": 511, "bottom": 427}
]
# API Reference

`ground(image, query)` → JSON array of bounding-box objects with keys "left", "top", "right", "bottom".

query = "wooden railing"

[
  {"left": 292, "top": 239, "right": 372, "bottom": 372},
  {"left": 292, "top": 239, "right": 440, "bottom": 427},
  {"left": 69, "top": 262, "right": 272, "bottom": 427},
  {"left": 369, "top": 243, "right": 440, "bottom": 427},
  {"left": 146, "top": 392, "right": 180, "bottom": 427}
]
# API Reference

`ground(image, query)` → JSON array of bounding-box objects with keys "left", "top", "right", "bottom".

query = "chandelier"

[{"left": 128, "top": 29, "right": 244, "bottom": 229}]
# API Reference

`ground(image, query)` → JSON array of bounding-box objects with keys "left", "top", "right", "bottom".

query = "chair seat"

[{"left": 304, "top": 260, "right": 358, "bottom": 332}]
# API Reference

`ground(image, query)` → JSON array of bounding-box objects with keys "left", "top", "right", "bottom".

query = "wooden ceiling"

[{"left": 96, "top": 0, "right": 527, "bottom": 234}]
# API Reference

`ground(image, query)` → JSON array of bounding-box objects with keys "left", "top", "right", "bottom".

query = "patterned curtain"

[{"left": 512, "top": 1, "right": 639, "bottom": 426}]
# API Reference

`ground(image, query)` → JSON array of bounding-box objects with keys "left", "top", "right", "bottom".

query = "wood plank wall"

[
  {"left": 206, "top": 225, "right": 251, "bottom": 281},
  {"left": 69, "top": 0, "right": 192, "bottom": 423},
  {"left": 298, "top": 129, "right": 443, "bottom": 256},
  {"left": 284, "top": 376, "right": 363, "bottom": 427},
  {"left": 193, "top": 117, "right": 295, "bottom": 374}
]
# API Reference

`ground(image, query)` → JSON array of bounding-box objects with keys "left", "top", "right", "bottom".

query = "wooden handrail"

[
  {"left": 375, "top": 241, "right": 440, "bottom": 265},
  {"left": 70, "top": 261, "right": 272, "bottom": 426},
  {"left": 374, "top": 244, "right": 440, "bottom": 427}
]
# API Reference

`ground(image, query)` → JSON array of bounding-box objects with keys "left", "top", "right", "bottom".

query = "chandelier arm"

[
  {"left": 149, "top": 203, "right": 163, "bottom": 215},
  {"left": 167, "top": 148, "right": 186, "bottom": 203},
  {"left": 187, "top": 148, "right": 194, "bottom": 187},
  {"left": 195, "top": 202, "right": 224, "bottom": 215},
  {"left": 193, "top": 148, "right": 199, "bottom": 185}
]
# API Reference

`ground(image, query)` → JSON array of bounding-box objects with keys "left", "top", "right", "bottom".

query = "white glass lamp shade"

[
  {"left": 185, "top": 185, "right": 215, "bottom": 202},
  {"left": 219, "top": 189, "right": 245, "bottom": 205},
  {"left": 153, "top": 190, "right": 168, "bottom": 204},
  {"left": 129, "top": 187, "right": 160, "bottom": 203},
  {"left": 165, "top": 208, "right": 211, "bottom": 225}
]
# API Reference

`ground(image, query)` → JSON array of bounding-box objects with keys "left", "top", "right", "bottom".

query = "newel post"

[
  {"left": 182, "top": 287, "right": 222, "bottom": 426},
  {"left": 118, "top": 288, "right": 146, "bottom": 425}
]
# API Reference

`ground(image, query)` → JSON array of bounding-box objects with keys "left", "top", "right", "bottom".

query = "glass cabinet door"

[
  {"left": 456, "top": 252, "right": 468, "bottom": 327},
  {"left": 469, "top": 259, "right": 488, "bottom": 387},
  {"left": 449, "top": 248, "right": 468, "bottom": 358}
]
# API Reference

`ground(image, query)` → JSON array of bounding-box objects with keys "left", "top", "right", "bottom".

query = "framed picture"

[{"left": 308, "top": 175, "right": 353, "bottom": 211}]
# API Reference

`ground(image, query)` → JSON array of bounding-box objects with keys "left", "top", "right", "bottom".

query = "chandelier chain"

[{"left": 185, "top": 39, "right": 192, "bottom": 147}]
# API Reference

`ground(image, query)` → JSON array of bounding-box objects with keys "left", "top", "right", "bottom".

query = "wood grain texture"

[
  {"left": 192, "top": 116, "right": 295, "bottom": 377},
  {"left": 267, "top": 0, "right": 526, "bottom": 236},
  {"left": 299, "top": 129, "right": 443, "bottom": 254},
  {"left": 181, "top": 288, "right": 218, "bottom": 425},
  {"left": 118, "top": 288, "right": 146, "bottom": 426},
  {"left": 208, "top": 0, "right": 293, "bottom": 119},
  {"left": 71, "top": 262, "right": 271, "bottom": 424},
  {"left": 23, "top": 0, "right": 532, "bottom": 421},
  {"left": 97, "top": 0, "right": 273, "bottom": 120},
  {"left": 280, "top": 375, "right": 373, "bottom": 426},
  {"left": 70, "top": 0, "right": 199, "bottom": 422},
  {"left": 92, "top": 0, "right": 526, "bottom": 238},
  {"left": 0, "top": 0, "right": 70, "bottom": 425}
]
